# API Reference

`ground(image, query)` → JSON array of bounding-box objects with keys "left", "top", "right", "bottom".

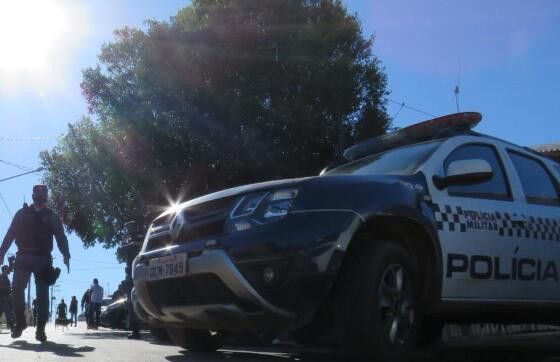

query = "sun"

[{"left": 0, "top": 0, "right": 67, "bottom": 72}]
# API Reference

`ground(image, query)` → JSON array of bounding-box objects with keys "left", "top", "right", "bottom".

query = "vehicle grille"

[
  {"left": 146, "top": 197, "right": 235, "bottom": 251},
  {"left": 146, "top": 273, "right": 237, "bottom": 308}
]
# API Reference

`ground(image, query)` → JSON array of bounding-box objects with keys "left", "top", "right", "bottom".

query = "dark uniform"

[
  {"left": 0, "top": 266, "right": 14, "bottom": 330},
  {"left": 0, "top": 185, "right": 70, "bottom": 341},
  {"left": 81, "top": 289, "right": 91, "bottom": 327},
  {"left": 69, "top": 296, "right": 78, "bottom": 326},
  {"left": 57, "top": 300, "right": 67, "bottom": 320}
]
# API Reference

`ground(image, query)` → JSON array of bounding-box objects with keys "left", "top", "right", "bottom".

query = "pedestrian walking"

[
  {"left": 57, "top": 298, "right": 67, "bottom": 320},
  {"left": 0, "top": 265, "right": 15, "bottom": 331},
  {"left": 89, "top": 278, "right": 104, "bottom": 330},
  {"left": 81, "top": 288, "right": 91, "bottom": 328},
  {"left": 0, "top": 185, "right": 71, "bottom": 341},
  {"left": 69, "top": 296, "right": 78, "bottom": 326}
]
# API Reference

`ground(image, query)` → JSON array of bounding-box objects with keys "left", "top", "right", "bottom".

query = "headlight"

[
  {"left": 229, "top": 188, "right": 299, "bottom": 232},
  {"left": 230, "top": 192, "right": 268, "bottom": 218}
]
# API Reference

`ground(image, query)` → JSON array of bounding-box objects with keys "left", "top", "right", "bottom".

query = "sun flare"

[{"left": 0, "top": 0, "right": 67, "bottom": 71}]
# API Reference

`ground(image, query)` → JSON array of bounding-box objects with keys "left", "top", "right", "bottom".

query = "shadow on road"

[
  {"left": 73, "top": 329, "right": 150, "bottom": 340},
  {"left": 165, "top": 347, "right": 344, "bottom": 362},
  {"left": 2, "top": 340, "right": 95, "bottom": 357},
  {"left": 415, "top": 343, "right": 560, "bottom": 362},
  {"left": 162, "top": 336, "right": 560, "bottom": 362}
]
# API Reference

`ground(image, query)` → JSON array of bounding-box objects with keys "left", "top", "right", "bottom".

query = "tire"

[
  {"left": 150, "top": 327, "right": 171, "bottom": 343},
  {"left": 336, "top": 241, "right": 419, "bottom": 362},
  {"left": 290, "top": 306, "right": 331, "bottom": 346},
  {"left": 166, "top": 329, "right": 228, "bottom": 352},
  {"left": 417, "top": 318, "right": 444, "bottom": 348},
  {"left": 290, "top": 327, "right": 319, "bottom": 345},
  {"left": 231, "top": 331, "right": 276, "bottom": 346}
]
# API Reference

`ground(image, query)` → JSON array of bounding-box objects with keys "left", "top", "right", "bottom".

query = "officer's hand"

[{"left": 64, "top": 256, "right": 70, "bottom": 273}]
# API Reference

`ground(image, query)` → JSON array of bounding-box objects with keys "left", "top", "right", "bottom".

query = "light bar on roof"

[{"left": 343, "top": 112, "right": 482, "bottom": 161}]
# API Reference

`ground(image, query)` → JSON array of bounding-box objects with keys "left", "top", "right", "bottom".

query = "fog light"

[
  {"left": 262, "top": 267, "right": 275, "bottom": 284},
  {"left": 234, "top": 222, "right": 251, "bottom": 231}
]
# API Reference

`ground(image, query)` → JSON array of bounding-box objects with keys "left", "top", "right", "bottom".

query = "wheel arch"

[{"left": 341, "top": 214, "right": 442, "bottom": 308}]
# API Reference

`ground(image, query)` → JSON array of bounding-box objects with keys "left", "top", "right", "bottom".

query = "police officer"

[
  {"left": 0, "top": 265, "right": 15, "bottom": 331},
  {"left": 0, "top": 185, "right": 70, "bottom": 341}
]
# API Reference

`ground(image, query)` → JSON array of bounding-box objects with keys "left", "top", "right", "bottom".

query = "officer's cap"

[{"left": 33, "top": 184, "right": 48, "bottom": 195}]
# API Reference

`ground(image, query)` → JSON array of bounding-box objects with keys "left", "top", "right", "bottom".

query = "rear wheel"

[
  {"left": 167, "top": 328, "right": 228, "bottom": 352},
  {"left": 336, "top": 241, "right": 419, "bottom": 362},
  {"left": 417, "top": 318, "right": 444, "bottom": 348}
]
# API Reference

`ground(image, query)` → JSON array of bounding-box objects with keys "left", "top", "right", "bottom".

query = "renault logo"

[{"left": 170, "top": 212, "right": 186, "bottom": 240}]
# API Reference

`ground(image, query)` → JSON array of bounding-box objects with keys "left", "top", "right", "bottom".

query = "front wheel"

[
  {"left": 150, "top": 327, "right": 171, "bottom": 343},
  {"left": 336, "top": 241, "right": 419, "bottom": 362},
  {"left": 167, "top": 328, "right": 228, "bottom": 352}
]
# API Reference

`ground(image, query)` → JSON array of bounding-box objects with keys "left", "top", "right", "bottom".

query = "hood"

[{"left": 156, "top": 177, "right": 313, "bottom": 219}]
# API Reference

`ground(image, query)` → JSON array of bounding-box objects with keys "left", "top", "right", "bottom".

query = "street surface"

[{"left": 1, "top": 324, "right": 560, "bottom": 362}]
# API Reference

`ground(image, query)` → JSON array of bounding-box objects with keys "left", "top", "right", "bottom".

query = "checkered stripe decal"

[
  {"left": 494, "top": 211, "right": 520, "bottom": 237},
  {"left": 433, "top": 204, "right": 467, "bottom": 233},
  {"left": 526, "top": 216, "right": 560, "bottom": 241},
  {"left": 433, "top": 204, "right": 560, "bottom": 241}
]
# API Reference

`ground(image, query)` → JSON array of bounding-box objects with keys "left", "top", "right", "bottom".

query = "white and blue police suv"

[{"left": 132, "top": 112, "right": 560, "bottom": 361}]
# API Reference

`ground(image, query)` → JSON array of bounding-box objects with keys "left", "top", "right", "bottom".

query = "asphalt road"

[{"left": 1, "top": 324, "right": 560, "bottom": 362}]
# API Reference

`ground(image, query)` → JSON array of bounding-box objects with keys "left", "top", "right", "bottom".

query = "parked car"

[
  {"left": 100, "top": 297, "right": 114, "bottom": 314},
  {"left": 132, "top": 112, "right": 560, "bottom": 361},
  {"left": 100, "top": 298, "right": 128, "bottom": 329}
]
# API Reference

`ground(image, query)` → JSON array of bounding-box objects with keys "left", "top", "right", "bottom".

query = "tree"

[{"left": 41, "top": 0, "right": 390, "bottom": 247}]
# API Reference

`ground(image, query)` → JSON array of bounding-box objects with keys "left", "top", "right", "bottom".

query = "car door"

[
  {"left": 506, "top": 149, "right": 560, "bottom": 301},
  {"left": 428, "top": 141, "right": 526, "bottom": 301}
]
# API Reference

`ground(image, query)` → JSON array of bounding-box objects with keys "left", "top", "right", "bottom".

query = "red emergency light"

[{"left": 343, "top": 112, "right": 482, "bottom": 161}]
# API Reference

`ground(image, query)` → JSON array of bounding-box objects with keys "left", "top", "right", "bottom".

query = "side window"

[
  {"left": 507, "top": 151, "right": 560, "bottom": 205},
  {"left": 444, "top": 144, "right": 510, "bottom": 199},
  {"left": 554, "top": 163, "right": 560, "bottom": 181}
]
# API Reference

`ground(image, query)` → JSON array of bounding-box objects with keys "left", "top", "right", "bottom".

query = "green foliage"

[{"left": 41, "top": 0, "right": 390, "bottom": 247}]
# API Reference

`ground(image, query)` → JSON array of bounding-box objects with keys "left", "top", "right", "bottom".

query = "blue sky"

[{"left": 0, "top": 0, "right": 559, "bottom": 304}]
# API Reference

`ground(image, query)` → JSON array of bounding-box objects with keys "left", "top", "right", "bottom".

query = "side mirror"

[{"left": 433, "top": 159, "right": 493, "bottom": 189}]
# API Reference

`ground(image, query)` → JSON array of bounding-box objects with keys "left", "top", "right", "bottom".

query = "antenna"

[{"left": 454, "top": 55, "right": 461, "bottom": 112}]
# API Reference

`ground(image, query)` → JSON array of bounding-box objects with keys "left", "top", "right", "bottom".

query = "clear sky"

[{"left": 0, "top": 0, "right": 559, "bottom": 306}]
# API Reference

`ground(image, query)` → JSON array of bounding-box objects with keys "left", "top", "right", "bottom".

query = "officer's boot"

[
  {"left": 11, "top": 317, "right": 27, "bottom": 338},
  {"left": 35, "top": 323, "right": 47, "bottom": 342}
]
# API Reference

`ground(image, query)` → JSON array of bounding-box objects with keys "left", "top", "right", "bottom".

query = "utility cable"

[
  {"left": 71, "top": 258, "right": 122, "bottom": 265},
  {"left": 0, "top": 159, "right": 33, "bottom": 172},
  {"left": 0, "top": 134, "right": 65, "bottom": 142},
  {"left": 391, "top": 101, "right": 405, "bottom": 121},
  {"left": 387, "top": 98, "right": 437, "bottom": 118},
  {"left": 0, "top": 194, "right": 12, "bottom": 218}
]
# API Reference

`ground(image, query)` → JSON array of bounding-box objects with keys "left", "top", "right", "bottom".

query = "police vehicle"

[{"left": 132, "top": 112, "right": 560, "bottom": 361}]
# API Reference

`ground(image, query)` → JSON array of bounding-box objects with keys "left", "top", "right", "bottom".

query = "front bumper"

[
  {"left": 133, "top": 209, "right": 362, "bottom": 331},
  {"left": 134, "top": 249, "right": 298, "bottom": 330}
]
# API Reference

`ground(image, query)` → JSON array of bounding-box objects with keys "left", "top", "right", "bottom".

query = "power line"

[
  {"left": 0, "top": 134, "right": 65, "bottom": 142},
  {"left": 0, "top": 194, "right": 12, "bottom": 218},
  {"left": 0, "top": 160, "right": 42, "bottom": 176},
  {"left": 387, "top": 98, "right": 437, "bottom": 118},
  {"left": 71, "top": 266, "right": 123, "bottom": 271},
  {"left": 0, "top": 159, "right": 33, "bottom": 172},
  {"left": 391, "top": 102, "right": 405, "bottom": 121},
  {"left": 72, "top": 258, "right": 122, "bottom": 265}
]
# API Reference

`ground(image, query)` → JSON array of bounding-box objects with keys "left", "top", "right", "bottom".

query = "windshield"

[{"left": 326, "top": 141, "right": 441, "bottom": 176}]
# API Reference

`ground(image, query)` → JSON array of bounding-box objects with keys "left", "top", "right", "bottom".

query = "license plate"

[{"left": 148, "top": 253, "right": 187, "bottom": 281}]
